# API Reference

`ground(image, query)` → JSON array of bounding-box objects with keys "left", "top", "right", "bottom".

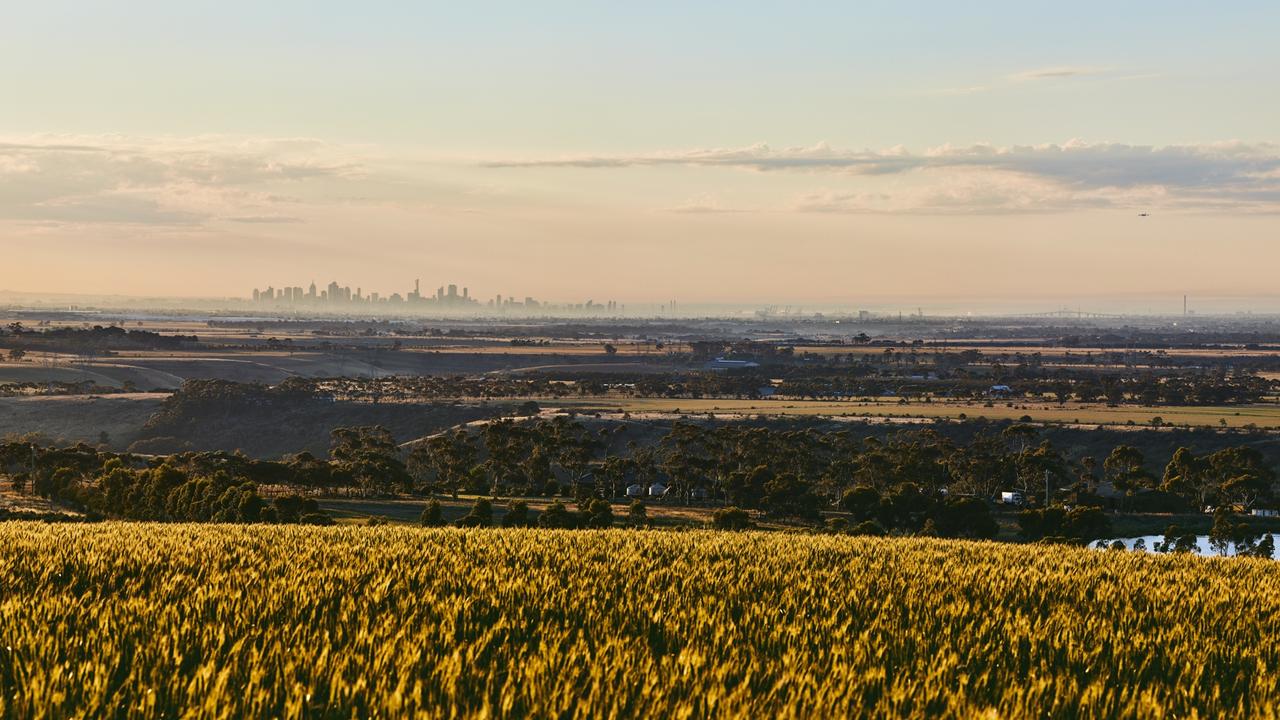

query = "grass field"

[
  {"left": 0, "top": 345, "right": 682, "bottom": 390},
  {"left": 792, "top": 343, "right": 1280, "bottom": 358},
  {"left": 2, "top": 524, "right": 1278, "bottom": 718},
  {"left": 545, "top": 396, "right": 1280, "bottom": 428},
  {"left": 0, "top": 394, "right": 165, "bottom": 447}
]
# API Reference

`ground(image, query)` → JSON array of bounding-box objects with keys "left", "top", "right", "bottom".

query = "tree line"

[
  {"left": 4, "top": 418, "right": 1277, "bottom": 543},
  {"left": 0, "top": 442, "right": 331, "bottom": 524},
  {"left": 0, "top": 322, "right": 197, "bottom": 355}
]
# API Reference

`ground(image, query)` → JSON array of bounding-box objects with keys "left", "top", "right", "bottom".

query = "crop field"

[
  {"left": 403, "top": 342, "right": 685, "bottom": 356},
  {"left": 792, "top": 343, "right": 1280, "bottom": 358},
  {"left": 2, "top": 525, "right": 1278, "bottom": 719},
  {"left": 547, "top": 396, "right": 1280, "bottom": 428},
  {"left": 0, "top": 346, "right": 678, "bottom": 391}
]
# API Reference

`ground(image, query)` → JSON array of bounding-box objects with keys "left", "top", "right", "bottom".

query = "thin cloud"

[
  {"left": 26, "top": 194, "right": 207, "bottom": 226},
  {"left": 487, "top": 140, "right": 1280, "bottom": 213},
  {"left": 666, "top": 195, "right": 746, "bottom": 214},
  {"left": 0, "top": 135, "right": 364, "bottom": 227},
  {"left": 482, "top": 139, "right": 1280, "bottom": 185},
  {"left": 791, "top": 172, "right": 1120, "bottom": 215},
  {"left": 1011, "top": 66, "right": 1110, "bottom": 82},
  {"left": 929, "top": 65, "right": 1125, "bottom": 95},
  {"left": 225, "top": 215, "right": 304, "bottom": 224},
  {"left": 932, "top": 85, "right": 991, "bottom": 96}
]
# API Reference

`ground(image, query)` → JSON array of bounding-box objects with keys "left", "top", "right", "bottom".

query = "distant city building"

[{"left": 249, "top": 279, "right": 616, "bottom": 316}]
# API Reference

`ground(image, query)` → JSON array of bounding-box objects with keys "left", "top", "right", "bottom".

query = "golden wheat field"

[{"left": 1, "top": 524, "right": 1278, "bottom": 719}]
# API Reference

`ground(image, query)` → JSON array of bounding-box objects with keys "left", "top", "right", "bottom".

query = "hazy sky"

[{"left": 3, "top": 1, "right": 1279, "bottom": 307}]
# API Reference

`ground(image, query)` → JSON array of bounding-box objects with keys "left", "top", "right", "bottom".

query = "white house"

[{"left": 1000, "top": 491, "right": 1025, "bottom": 506}]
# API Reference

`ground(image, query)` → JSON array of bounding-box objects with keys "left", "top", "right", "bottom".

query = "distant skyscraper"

[{"left": 252, "top": 279, "right": 487, "bottom": 311}]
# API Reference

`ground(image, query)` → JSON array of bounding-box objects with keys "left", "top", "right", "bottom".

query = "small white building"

[
  {"left": 705, "top": 357, "right": 760, "bottom": 371},
  {"left": 625, "top": 484, "right": 645, "bottom": 498},
  {"left": 648, "top": 483, "right": 669, "bottom": 497}
]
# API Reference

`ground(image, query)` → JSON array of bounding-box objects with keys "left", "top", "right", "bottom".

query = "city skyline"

[{"left": 250, "top": 278, "right": 619, "bottom": 314}]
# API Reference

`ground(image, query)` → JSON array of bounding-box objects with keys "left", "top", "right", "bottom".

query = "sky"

[{"left": 2, "top": 1, "right": 1279, "bottom": 310}]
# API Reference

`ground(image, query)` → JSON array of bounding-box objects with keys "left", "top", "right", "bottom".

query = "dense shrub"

[
  {"left": 581, "top": 499, "right": 614, "bottom": 529},
  {"left": 537, "top": 501, "right": 578, "bottom": 529},
  {"left": 1018, "top": 507, "right": 1112, "bottom": 542},
  {"left": 502, "top": 500, "right": 532, "bottom": 527},
  {"left": 419, "top": 500, "right": 445, "bottom": 527},
  {"left": 456, "top": 498, "right": 493, "bottom": 528},
  {"left": 712, "top": 507, "right": 753, "bottom": 530}
]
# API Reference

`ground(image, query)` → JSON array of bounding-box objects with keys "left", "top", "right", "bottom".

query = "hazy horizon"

[
  {"left": 4, "top": 2, "right": 1279, "bottom": 303},
  {"left": 9, "top": 286, "right": 1280, "bottom": 319}
]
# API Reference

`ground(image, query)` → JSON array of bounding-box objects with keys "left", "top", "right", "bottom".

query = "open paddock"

[{"left": 540, "top": 396, "right": 1280, "bottom": 429}]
